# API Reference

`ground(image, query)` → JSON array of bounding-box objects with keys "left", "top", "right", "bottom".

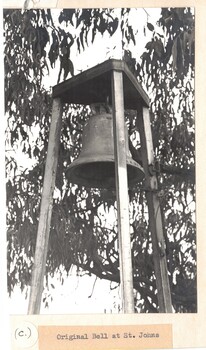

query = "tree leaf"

[{"left": 147, "top": 22, "right": 154, "bottom": 31}]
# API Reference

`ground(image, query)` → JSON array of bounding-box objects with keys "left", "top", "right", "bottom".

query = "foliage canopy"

[{"left": 4, "top": 7, "right": 196, "bottom": 312}]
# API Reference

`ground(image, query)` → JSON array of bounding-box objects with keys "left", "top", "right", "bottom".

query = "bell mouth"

[{"left": 66, "top": 155, "right": 144, "bottom": 189}]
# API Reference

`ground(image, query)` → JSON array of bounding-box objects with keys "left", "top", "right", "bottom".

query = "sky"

[{"left": 9, "top": 268, "right": 121, "bottom": 314}]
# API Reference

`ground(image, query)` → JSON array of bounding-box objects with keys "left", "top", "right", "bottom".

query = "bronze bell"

[{"left": 66, "top": 113, "right": 144, "bottom": 189}]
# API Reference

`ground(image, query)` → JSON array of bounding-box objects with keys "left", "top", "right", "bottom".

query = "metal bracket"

[
  {"left": 158, "top": 241, "right": 166, "bottom": 258},
  {"left": 148, "top": 160, "right": 161, "bottom": 176}
]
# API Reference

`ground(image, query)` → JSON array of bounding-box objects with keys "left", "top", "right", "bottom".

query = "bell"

[{"left": 66, "top": 113, "right": 144, "bottom": 189}]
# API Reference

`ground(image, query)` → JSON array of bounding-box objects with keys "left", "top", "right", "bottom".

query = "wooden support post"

[
  {"left": 28, "top": 98, "right": 62, "bottom": 314},
  {"left": 112, "top": 70, "right": 134, "bottom": 313},
  {"left": 137, "top": 104, "right": 172, "bottom": 313}
]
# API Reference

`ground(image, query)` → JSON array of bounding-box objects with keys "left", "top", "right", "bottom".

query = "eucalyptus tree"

[{"left": 4, "top": 7, "right": 195, "bottom": 312}]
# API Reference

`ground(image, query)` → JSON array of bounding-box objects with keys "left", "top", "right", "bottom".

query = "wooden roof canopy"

[{"left": 52, "top": 59, "right": 149, "bottom": 109}]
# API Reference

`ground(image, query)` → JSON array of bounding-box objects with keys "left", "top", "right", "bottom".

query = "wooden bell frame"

[{"left": 28, "top": 60, "right": 172, "bottom": 314}]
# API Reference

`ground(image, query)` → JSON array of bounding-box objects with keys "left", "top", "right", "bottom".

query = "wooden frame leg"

[
  {"left": 138, "top": 104, "right": 172, "bottom": 313},
  {"left": 28, "top": 98, "right": 62, "bottom": 314},
  {"left": 112, "top": 70, "right": 134, "bottom": 313}
]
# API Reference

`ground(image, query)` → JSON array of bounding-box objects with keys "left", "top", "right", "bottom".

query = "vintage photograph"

[{"left": 4, "top": 7, "right": 196, "bottom": 315}]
